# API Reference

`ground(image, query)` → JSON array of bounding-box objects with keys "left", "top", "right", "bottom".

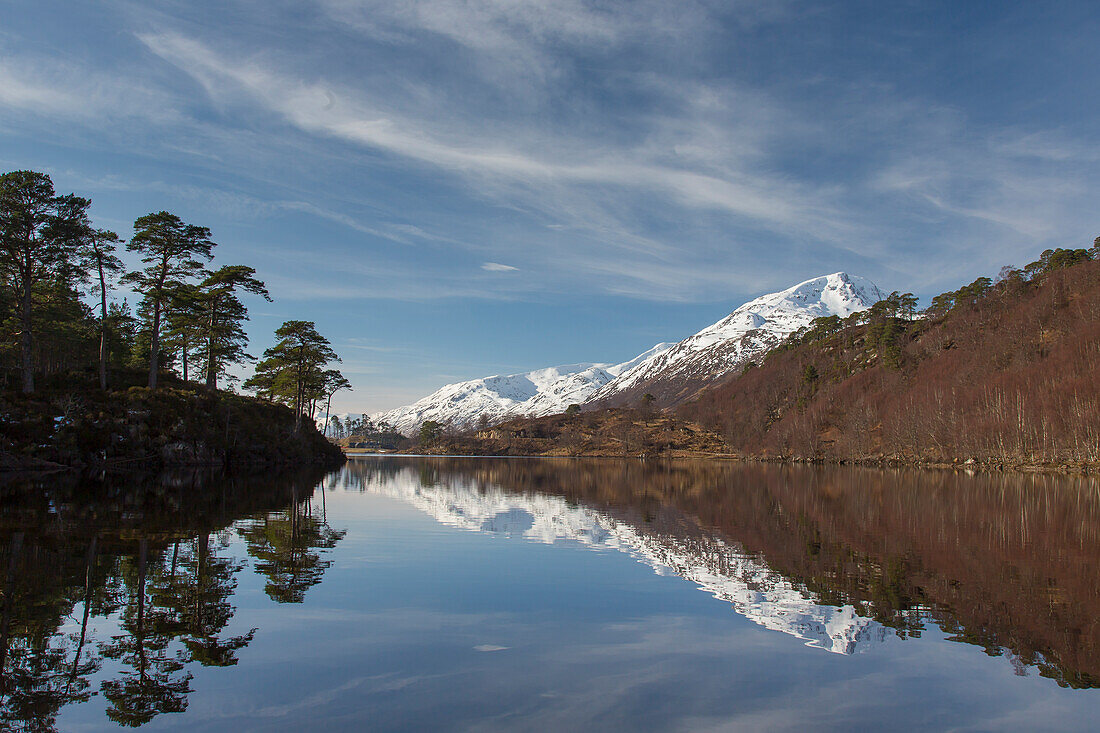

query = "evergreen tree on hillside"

[
  {"left": 161, "top": 283, "right": 206, "bottom": 383},
  {"left": 244, "top": 321, "right": 339, "bottom": 431},
  {"left": 105, "top": 299, "right": 139, "bottom": 369},
  {"left": 196, "top": 265, "right": 271, "bottom": 390},
  {"left": 318, "top": 369, "right": 351, "bottom": 438},
  {"left": 122, "top": 212, "right": 215, "bottom": 390},
  {"left": 418, "top": 420, "right": 443, "bottom": 445},
  {"left": 82, "top": 229, "right": 124, "bottom": 390},
  {"left": 0, "top": 171, "right": 91, "bottom": 392}
]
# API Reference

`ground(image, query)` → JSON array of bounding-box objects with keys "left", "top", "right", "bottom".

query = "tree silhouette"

[
  {"left": 0, "top": 171, "right": 91, "bottom": 392},
  {"left": 148, "top": 534, "right": 255, "bottom": 668},
  {"left": 197, "top": 265, "right": 271, "bottom": 390},
  {"left": 244, "top": 320, "right": 339, "bottom": 431},
  {"left": 122, "top": 212, "right": 216, "bottom": 390},
  {"left": 81, "top": 229, "right": 124, "bottom": 390},
  {"left": 0, "top": 532, "right": 104, "bottom": 733}
]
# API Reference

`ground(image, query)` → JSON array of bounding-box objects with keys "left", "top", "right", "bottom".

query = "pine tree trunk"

[
  {"left": 20, "top": 286, "right": 34, "bottom": 393},
  {"left": 136, "top": 539, "right": 147, "bottom": 678},
  {"left": 98, "top": 260, "right": 108, "bottom": 391},
  {"left": 148, "top": 298, "right": 161, "bottom": 390},
  {"left": 206, "top": 305, "right": 217, "bottom": 390},
  {"left": 206, "top": 345, "right": 217, "bottom": 390},
  {"left": 69, "top": 535, "right": 97, "bottom": 691},
  {"left": 98, "top": 325, "right": 107, "bottom": 391},
  {"left": 323, "top": 392, "right": 334, "bottom": 437},
  {"left": 294, "top": 346, "right": 304, "bottom": 432},
  {"left": 295, "top": 380, "right": 303, "bottom": 432}
]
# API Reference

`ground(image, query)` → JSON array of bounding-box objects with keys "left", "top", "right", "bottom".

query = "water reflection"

[
  {"left": 343, "top": 457, "right": 1100, "bottom": 687},
  {"left": 4, "top": 457, "right": 1100, "bottom": 730},
  {"left": 0, "top": 468, "right": 343, "bottom": 731}
]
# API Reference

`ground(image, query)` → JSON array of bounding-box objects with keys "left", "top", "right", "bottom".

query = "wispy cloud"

[
  {"left": 130, "top": 29, "right": 863, "bottom": 299},
  {"left": 5, "top": 0, "right": 1100, "bottom": 411},
  {"left": 136, "top": 32, "right": 836, "bottom": 232},
  {"left": 315, "top": 0, "right": 724, "bottom": 90},
  {"left": 3, "top": 2, "right": 1097, "bottom": 307},
  {"left": 0, "top": 54, "right": 180, "bottom": 123}
]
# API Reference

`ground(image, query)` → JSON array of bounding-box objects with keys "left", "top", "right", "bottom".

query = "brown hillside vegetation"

[
  {"left": 680, "top": 250, "right": 1100, "bottom": 467},
  {"left": 423, "top": 408, "right": 730, "bottom": 457}
]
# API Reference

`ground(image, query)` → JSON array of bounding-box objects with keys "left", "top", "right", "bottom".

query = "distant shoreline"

[{"left": 373, "top": 443, "right": 1098, "bottom": 476}]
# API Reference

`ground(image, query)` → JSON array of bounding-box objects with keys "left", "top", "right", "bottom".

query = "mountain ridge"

[
  {"left": 591, "top": 272, "right": 885, "bottom": 407},
  {"left": 367, "top": 352, "right": 673, "bottom": 436},
  {"left": 358, "top": 272, "right": 884, "bottom": 435}
]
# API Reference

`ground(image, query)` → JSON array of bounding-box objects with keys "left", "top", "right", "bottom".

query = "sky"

[{"left": 2, "top": 0, "right": 1099, "bottom": 414}]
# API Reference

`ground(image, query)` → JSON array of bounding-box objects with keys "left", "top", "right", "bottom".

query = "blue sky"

[{"left": 2, "top": 1, "right": 1098, "bottom": 413}]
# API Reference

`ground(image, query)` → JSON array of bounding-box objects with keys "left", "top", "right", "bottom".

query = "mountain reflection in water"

[
  {"left": 3, "top": 457, "right": 1100, "bottom": 730},
  {"left": 0, "top": 467, "right": 343, "bottom": 731},
  {"left": 348, "top": 461, "right": 888, "bottom": 655},
  {"left": 346, "top": 458, "right": 1100, "bottom": 687}
]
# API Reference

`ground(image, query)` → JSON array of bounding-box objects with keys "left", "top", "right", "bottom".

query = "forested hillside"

[
  {"left": 680, "top": 245, "right": 1100, "bottom": 468},
  {"left": 0, "top": 169, "right": 347, "bottom": 469}
]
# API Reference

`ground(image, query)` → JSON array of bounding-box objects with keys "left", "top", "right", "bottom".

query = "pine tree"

[
  {"left": 318, "top": 369, "right": 351, "bottom": 438},
  {"left": 162, "top": 283, "right": 206, "bottom": 383},
  {"left": 104, "top": 299, "right": 139, "bottom": 369},
  {"left": 196, "top": 266, "right": 270, "bottom": 390},
  {"left": 244, "top": 321, "right": 339, "bottom": 431},
  {"left": 82, "top": 229, "right": 124, "bottom": 390},
  {"left": 0, "top": 171, "right": 91, "bottom": 392},
  {"left": 122, "top": 213, "right": 215, "bottom": 390}
]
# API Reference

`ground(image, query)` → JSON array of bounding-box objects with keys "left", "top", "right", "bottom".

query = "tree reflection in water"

[
  {"left": 5, "top": 457, "right": 1100, "bottom": 729},
  {"left": 0, "top": 466, "right": 342, "bottom": 731},
  {"left": 99, "top": 538, "right": 193, "bottom": 727},
  {"left": 238, "top": 487, "right": 346, "bottom": 604}
]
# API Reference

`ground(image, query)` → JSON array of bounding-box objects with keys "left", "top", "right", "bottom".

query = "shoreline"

[
  {"left": 1, "top": 450, "right": 346, "bottom": 474},
  {"left": 384, "top": 446, "right": 1098, "bottom": 476},
  {"left": 1, "top": 378, "right": 345, "bottom": 474}
]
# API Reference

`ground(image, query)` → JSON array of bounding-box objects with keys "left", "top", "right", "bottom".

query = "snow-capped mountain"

[
  {"left": 346, "top": 463, "right": 888, "bottom": 655},
  {"left": 359, "top": 272, "right": 882, "bottom": 435},
  {"left": 591, "top": 272, "right": 885, "bottom": 406},
  {"left": 368, "top": 343, "right": 673, "bottom": 435}
]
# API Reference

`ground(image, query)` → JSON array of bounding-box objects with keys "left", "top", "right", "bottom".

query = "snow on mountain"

[
  {"left": 590, "top": 272, "right": 885, "bottom": 406},
  {"left": 368, "top": 350, "right": 673, "bottom": 435},
  {"left": 350, "top": 464, "right": 888, "bottom": 655},
  {"left": 355, "top": 272, "right": 883, "bottom": 435},
  {"left": 605, "top": 341, "right": 675, "bottom": 377}
]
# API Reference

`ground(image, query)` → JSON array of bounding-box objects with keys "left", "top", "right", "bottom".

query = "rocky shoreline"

[{"left": 1, "top": 380, "right": 345, "bottom": 473}]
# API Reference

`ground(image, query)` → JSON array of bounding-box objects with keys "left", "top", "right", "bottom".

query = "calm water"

[{"left": 3, "top": 457, "right": 1100, "bottom": 731}]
